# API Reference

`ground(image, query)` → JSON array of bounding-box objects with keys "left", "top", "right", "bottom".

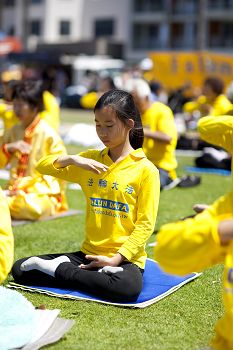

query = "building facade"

[{"left": 1, "top": 0, "right": 233, "bottom": 60}]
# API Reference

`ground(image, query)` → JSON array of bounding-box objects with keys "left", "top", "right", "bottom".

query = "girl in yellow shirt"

[{"left": 12, "top": 89, "right": 160, "bottom": 302}]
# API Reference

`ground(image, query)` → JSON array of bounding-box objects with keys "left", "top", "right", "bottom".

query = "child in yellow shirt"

[
  {"left": 12, "top": 89, "right": 160, "bottom": 302},
  {"left": 155, "top": 115, "right": 233, "bottom": 350}
]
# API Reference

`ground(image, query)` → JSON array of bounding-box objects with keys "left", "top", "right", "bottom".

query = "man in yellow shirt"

[
  {"left": 0, "top": 80, "right": 67, "bottom": 220},
  {"left": 155, "top": 114, "right": 233, "bottom": 350},
  {"left": 0, "top": 187, "right": 14, "bottom": 284},
  {"left": 126, "top": 78, "right": 178, "bottom": 188},
  {"left": 183, "top": 77, "right": 232, "bottom": 117}
]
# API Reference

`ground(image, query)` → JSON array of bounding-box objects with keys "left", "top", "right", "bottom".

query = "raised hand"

[{"left": 54, "top": 155, "right": 108, "bottom": 174}]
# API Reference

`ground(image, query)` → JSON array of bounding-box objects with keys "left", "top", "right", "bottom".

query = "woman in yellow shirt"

[
  {"left": 0, "top": 80, "right": 67, "bottom": 220},
  {"left": 0, "top": 80, "right": 60, "bottom": 135},
  {"left": 12, "top": 89, "right": 160, "bottom": 302},
  {"left": 155, "top": 115, "right": 233, "bottom": 350}
]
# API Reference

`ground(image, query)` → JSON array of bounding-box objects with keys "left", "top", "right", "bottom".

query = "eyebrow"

[{"left": 94, "top": 119, "right": 114, "bottom": 123}]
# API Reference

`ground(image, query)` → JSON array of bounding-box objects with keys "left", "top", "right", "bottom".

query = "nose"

[{"left": 98, "top": 127, "right": 108, "bottom": 137}]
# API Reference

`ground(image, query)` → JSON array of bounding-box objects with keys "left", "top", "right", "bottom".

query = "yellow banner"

[{"left": 146, "top": 51, "right": 233, "bottom": 91}]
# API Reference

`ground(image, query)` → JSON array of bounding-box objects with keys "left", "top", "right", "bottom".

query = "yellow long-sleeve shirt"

[
  {"left": 155, "top": 115, "right": 233, "bottom": 350},
  {"left": 183, "top": 94, "right": 232, "bottom": 117},
  {"left": 0, "top": 102, "right": 18, "bottom": 131},
  {"left": 37, "top": 148, "right": 160, "bottom": 269},
  {"left": 0, "top": 117, "right": 67, "bottom": 202},
  {"left": 141, "top": 102, "right": 177, "bottom": 179},
  {"left": 0, "top": 187, "right": 14, "bottom": 284}
]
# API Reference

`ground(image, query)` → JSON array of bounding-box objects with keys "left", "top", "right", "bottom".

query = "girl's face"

[
  {"left": 13, "top": 98, "right": 38, "bottom": 128},
  {"left": 95, "top": 106, "right": 132, "bottom": 149}
]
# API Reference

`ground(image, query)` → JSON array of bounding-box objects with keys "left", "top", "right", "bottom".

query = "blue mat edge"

[
  {"left": 185, "top": 166, "right": 231, "bottom": 176},
  {"left": 7, "top": 259, "right": 201, "bottom": 308}
]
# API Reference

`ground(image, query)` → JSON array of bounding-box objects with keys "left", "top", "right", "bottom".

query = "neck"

[
  {"left": 108, "top": 141, "right": 134, "bottom": 163},
  {"left": 22, "top": 112, "right": 39, "bottom": 129}
]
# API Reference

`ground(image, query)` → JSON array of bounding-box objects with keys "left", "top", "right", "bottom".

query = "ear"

[{"left": 127, "top": 118, "right": 135, "bottom": 129}]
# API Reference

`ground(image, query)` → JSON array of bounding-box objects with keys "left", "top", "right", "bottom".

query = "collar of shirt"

[{"left": 101, "top": 147, "right": 146, "bottom": 162}]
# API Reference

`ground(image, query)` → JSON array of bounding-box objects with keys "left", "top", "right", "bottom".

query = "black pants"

[{"left": 12, "top": 251, "right": 144, "bottom": 302}]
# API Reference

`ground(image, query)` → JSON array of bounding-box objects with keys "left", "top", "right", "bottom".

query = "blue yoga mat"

[
  {"left": 185, "top": 166, "right": 231, "bottom": 176},
  {"left": 8, "top": 259, "right": 200, "bottom": 308}
]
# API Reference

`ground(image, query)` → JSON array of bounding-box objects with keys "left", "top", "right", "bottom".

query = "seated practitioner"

[
  {"left": 12, "top": 89, "right": 160, "bottom": 302},
  {"left": 80, "top": 76, "right": 116, "bottom": 110},
  {"left": 183, "top": 77, "right": 232, "bottom": 117},
  {"left": 0, "top": 187, "right": 14, "bottom": 284},
  {"left": 125, "top": 78, "right": 178, "bottom": 189},
  {"left": 0, "top": 80, "right": 67, "bottom": 220},
  {"left": 0, "top": 80, "right": 19, "bottom": 134},
  {"left": 154, "top": 114, "right": 233, "bottom": 350},
  {"left": 0, "top": 79, "right": 60, "bottom": 136}
]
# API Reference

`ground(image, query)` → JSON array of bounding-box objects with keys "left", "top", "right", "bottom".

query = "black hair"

[
  {"left": 204, "top": 77, "right": 224, "bottom": 95},
  {"left": 13, "top": 80, "right": 44, "bottom": 111},
  {"left": 3, "top": 80, "right": 19, "bottom": 102},
  {"left": 94, "top": 89, "right": 144, "bottom": 149}
]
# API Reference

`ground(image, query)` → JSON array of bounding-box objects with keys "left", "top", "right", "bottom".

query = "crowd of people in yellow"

[{"left": 0, "top": 71, "right": 233, "bottom": 349}]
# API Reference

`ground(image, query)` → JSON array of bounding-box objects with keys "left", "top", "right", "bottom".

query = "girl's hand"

[
  {"left": 6, "top": 141, "right": 31, "bottom": 155},
  {"left": 54, "top": 155, "right": 108, "bottom": 174},
  {"left": 79, "top": 253, "right": 124, "bottom": 269},
  {"left": 71, "top": 155, "right": 108, "bottom": 174}
]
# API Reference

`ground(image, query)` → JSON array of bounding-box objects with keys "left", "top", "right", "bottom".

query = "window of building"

[
  {"left": 3, "top": 0, "right": 15, "bottom": 6},
  {"left": 132, "top": 23, "right": 162, "bottom": 49},
  {"left": 208, "top": 0, "right": 233, "bottom": 9},
  {"left": 59, "top": 20, "right": 71, "bottom": 36},
  {"left": 8, "top": 26, "right": 15, "bottom": 36},
  {"left": 172, "top": 0, "right": 198, "bottom": 14},
  {"left": 95, "top": 19, "right": 114, "bottom": 37},
  {"left": 29, "top": 20, "right": 41, "bottom": 36},
  {"left": 30, "top": 0, "right": 43, "bottom": 4},
  {"left": 170, "top": 22, "right": 197, "bottom": 49},
  {"left": 208, "top": 21, "right": 233, "bottom": 47},
  {"left": 133, "top": 0, "right": 164, "bottom": 12}
]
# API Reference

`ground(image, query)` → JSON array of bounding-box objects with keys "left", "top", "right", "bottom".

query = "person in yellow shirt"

[
  {"left": 0, "top": 187, "right": 14, "bottom": 284},
  {"left": 0, "top": 80, "right": 60, "bottom": 135},
  {"left": 80, "top": 76, "right": 116, "bottom": 110},
  {"left": 12, "top": 89, "right": 160, "bottom": 302},
  {"left": 125, "top": 78, "right": 178, "bottom": 189},
  {"left": 154, "top": 114, "right": 233, "bottom": 350},
  {"left": 183, "top": 77, "right": 232, "bottom": 117},
  {"left": 0, "top": 80, "right": 67, "bottom": 220},
  {"left": 0, "top": 80, "right": 19, "bottom": 134}
]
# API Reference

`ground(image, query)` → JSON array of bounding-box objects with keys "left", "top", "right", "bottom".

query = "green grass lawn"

[{"left": 3, "top": 108, "right": 231, "bottom": 350}]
